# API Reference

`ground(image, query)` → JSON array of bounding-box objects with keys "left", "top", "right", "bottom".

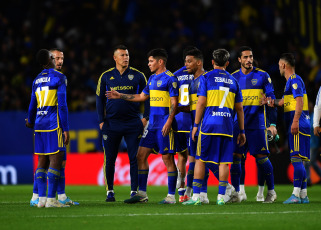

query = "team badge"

[
  {"left": 292, "top": 83, "right": 298, "bottom": 90},
  {"left": 251, "top": 79, "right": 257, "bottom": 85},
  {"left": 157, "top": 80, "right": 162, "bottom": 87},
  {"left": 103, "top": 135, "right": 108, "bottom": 140},
  {"left": 268, "top": 77, "right": 272, "bottom": 83},
  {"left": 172, "top": 82, "right": 177, "bottom": 89},
  {"left": 128, "top": 75, "right": 134, "bottom": 80}
]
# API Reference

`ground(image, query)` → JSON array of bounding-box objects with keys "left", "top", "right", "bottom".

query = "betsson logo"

[
  {"left": 0, "top": 165, "right": 17, "bottom": 185},
  {"left": 97, "top": 156, "right": 173, "bottom": 186}
]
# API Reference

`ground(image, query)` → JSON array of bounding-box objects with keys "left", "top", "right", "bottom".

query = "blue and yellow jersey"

[
  {"left": 28, "top": 68, "right": 69, "bottom": 132},
  {"left": 174, "top": 66, "right": 194, "bottom": 132},
  {"left": 283, "top": 74, "right": 310, "bottom": 135},
  {"left": 232, "top": 67, "right": 275, "bottom": 129},
  {"left": 143, "top": 70, "right": 179, "bottom": 129},
  {"left": 96, "top": 67, "right": 147, "bottom": 123},
  {"left": 198, "top": 69, "right": 242, "bottom": 137},
  {"left": 189, "top": 72, "right": 206, "bottom": 125}
]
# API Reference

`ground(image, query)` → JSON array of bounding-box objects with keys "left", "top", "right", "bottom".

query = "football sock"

[
  {"left": 138, "top": 169, "right": 149, "bottom": 192},
  {"left": 240, "top": 185, "right": 245, "bottom": 193},
  {"left": 35, "top": 168, "right": 47, "bottom": 197},
  {"left": 178, "top": 188, "right": 186, "bottom": 196},
  {"left": 47, "top": 167, "right": 60, "bottom": 198},
  {"left": 186, "top": 162, "right": 195, "bottom": 189},
  {"left": 230, "top": 155, "right": 241, "bottom": 192},
  {"left": 291, "top": 157, "right": 304, "bottom": 196},
  {"left": 192, "top": 179, "right": 202, "bottom": 199},
  {"left": 168, "top": 171, "right": 178, "bottom": 195},
  {"left": 240, "top": 157, "right": 246, "bottom": 185},
  {"left": 201, "top": 167, "right": 209, "bottom": 193},
  {"left": 218, "top": 181, "right": 228, "bottom": 195},
  {"left": 257, "top": 162, "right": 265, "bottom": 186},
  {"left": 57, "top": 166, "right": 65, "bottom": 195},
  {"left": 301, "top": 165, "right": 307, "bottom": 190},
  {"left": 258, "top": 186, "right": 265, "bottom": 196},
  {"left": 185, "top": 187, "right": 192, "bottom": 197},
  {"left": 256, "top": 156, "right": 274, "bottom": 190},
  {"left": 32, "top": 172, "right": 38, "bottom": 194}
]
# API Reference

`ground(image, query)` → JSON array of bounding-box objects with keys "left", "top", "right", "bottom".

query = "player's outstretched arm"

[
  {"left": 106, "top": 89, "right": 149, "bottom": 102},
  {"left": 235, "top": 102, "right": 246, "bottom": 147}
]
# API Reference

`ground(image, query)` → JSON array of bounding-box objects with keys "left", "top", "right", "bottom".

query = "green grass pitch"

[{"left": 1, "top": 185, "right": 321, "bottom": 230}]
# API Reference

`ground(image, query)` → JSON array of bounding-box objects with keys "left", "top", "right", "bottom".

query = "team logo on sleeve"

[
  {"left": 172, "top": 82, "right": 177, "bottom": 89},
  {"left": 292, "top": 83, "right": 298, "bottom": 90},
  {"left": 128, "top": 75, "right": 134, "bottom": 80},
  {"left": 268, "top": 77, "right": 272, "bottom": 83},
  {"left": 157, "top": 80, "right": 162, "bottom": 87},
  {"left": 65, "top": 79, "right": 68, "bottom": 86},
  {"left": 251, "top": 79, "right": 257, "bottom": 85}
]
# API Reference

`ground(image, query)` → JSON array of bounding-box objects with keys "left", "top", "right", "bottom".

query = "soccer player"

[
  {"left": 263, "top": 53, "right": 310, "bottom": 204},
  {"left": 173, "top": 46, "right": 197, "bottom": 201},
  {"left": 26, "top": 49, "right": 70, "bottom": 208},
  {"left": 29, "top": 48, "right": 78, "bottom": 207},
  {"left": 107, "top": 48, "right": 179, "bottom": 204},
  {"left": 183, "top": 48, "right": 245, "bottom": 205},
  {"left": 96, "top": 45, "right": 149, "bottom": 202},
  {"left": 230, "top": 46, "right": 277, "bottom": 203}
]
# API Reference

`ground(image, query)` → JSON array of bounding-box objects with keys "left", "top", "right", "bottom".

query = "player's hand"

[
  {"left": 162, "top": 121, "right": 171, "bottom": 136},
  {"left": 291, "top": 120, "right": 299, "bottom": 135},
  {"left": 192, "top": 127, "right": 198, "bottom": 142},
  {"left": 141, "top": 118, "right": 148, "bottom": 128},
  {"left": 237, "top": 133, "right": 246, "bottom": 147},
  {"left": 64, "top": 131, "right": 70, "bottom": 145},
  {"left": 267, "top": 125, "right": 277, "bottom": 136},
  {"left": 25, "top": 118, "right": 34, "bottom": 129},
  {"left": 314, "top": 127, "right": 321, "bottom": 136},
  {"left": 99, "top": 122, "right": 104, "bottom": 130},
  {"left": 106, "top": 89, "right": 120, "bottom": 99},
  {"left": 278, "top": 98, "right": 284, "bottom": 107},
  {"left": 260, "top": 93, "right": 268, "bottom": 106}
]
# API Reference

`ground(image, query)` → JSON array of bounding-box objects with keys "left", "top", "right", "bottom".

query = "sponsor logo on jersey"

[
  {"left": 110, "top": 76, "right": 115, "bottom": 80},
  {"left": 211, "top": 111, "right": 231, "bottom": 117},
  {"left": 37, "top": 111, "right": 48, "bottom": 115},
  {"left": 35, "top": 77, "right": 50, "bottom": 84},
  {"left": 128, "top": 75, "right": 134, "bottom": 80},
  {"left": 243, "top": 95, "right": 259, "bottom": 100},
  {"left": 214, "top": 77, "right": 233, "bottom": 84},
  {"left": 251, "top": 79, "right": 257, "bottom": 85},
  {"left": 292, "top": 83, "right": 298, "bottom": 90},
  {"left": 157, "top": 80, "right": 162, "bottom": 87},
  {"left": 172, "top": 82, "right": 177, "bottom": 89},
  {"left": 110, "top": 86, "right": 133, "bottom": 90},
  {"left": 150, "top": 97, "right": 163, "bottom": 101}
]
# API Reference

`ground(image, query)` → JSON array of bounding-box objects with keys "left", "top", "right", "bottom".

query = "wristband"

[
  {"left": 193, "top": 123, "right": 199, "bottom": 128},
  {"left": 239, "top": 129, "right": 245, "bottom": 134},
  {"left": 270, "top": 124, "right": 276, "bottom": 127}
]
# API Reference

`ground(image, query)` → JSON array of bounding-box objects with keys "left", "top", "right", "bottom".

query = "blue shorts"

[
  {"left": 189, "top": 134, "right": 197, "bottom": 158},
  {"left": 139, "top": 128, "right": 175, "bottom": 154},
  {"left": 197, "top": 134, "right": 233, "bottom": 164},
  {"left": 233, "top": 128, "right": 269, "bottom": 156},
  {"left": 174, "top": 131, "right": 189, "bottom": 153},
  {"left": 288, "top": 132, "right": 310, "bottom": 161},
  {"left": 35, "top": 128, "right": 66, "bottom": 155}
]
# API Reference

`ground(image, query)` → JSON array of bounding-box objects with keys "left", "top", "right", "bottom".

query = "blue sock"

[
  {"left": 47, "top": 168, "right": 60, "bottom": 198},
  {"left": 186, "top": 162, "right": 195, "bottom": 188},
  {"left": 201, "top": 167, "right": 209, "bottom": 193},
  {"left": 256, "top": 156, "right": 274, "bottom": 190},
  {"left": 178, "top": 188, "right": 186, "bottom": 196},
  {"left": 57, "top": 166, "right": 65, "bottom": 195},
  {"left": 206, "top": 163, "right": 219, "bottom": 181},
  {"left": 291, "top": 157, "right": 304, "bottom": 188},
  {"left": 192, "top": 179, "right": 203, "bottom": 195},
  {"left": 35, "top": 168, "right": 47, "bottom": 197},
  {"left": 240, "top": 157, "right": 245, "bottom": 185},
  {"left": 168, "top": 171, "right": 177, "bottom": 195},
  {"left": 33, "top": 172, "right": 38, "bottom": 194},
  {"left": 301, "top": 166, "right": 307, "bottom": 190},
  {"left": 257, "top": 162, "right": 265, "bottom": 186},
  {"left": 230, "top": 156, "right": 241, "bottom": 192},
  {"left": 138, "top": 170, "right": 149, "bottom": 192},
  {"left": 218, "top": 181, "right": 228, "bottom": 195}
]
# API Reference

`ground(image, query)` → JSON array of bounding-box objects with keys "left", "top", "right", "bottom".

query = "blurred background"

[{"left": 1, "top": 0, "right": 321, "bottom": 186}]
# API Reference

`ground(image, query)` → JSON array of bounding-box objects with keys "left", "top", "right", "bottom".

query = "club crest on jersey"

[
  {"left": 268, "top": 77, "right": 272, "bottom": 83},
  {"left": 172, "top": 82, "right": 177, "bottom": 89},
  {"left": 103, "top": 135, "right": 108, "bottom": 140},
  {"left": 292, "top": 83, "right": 298, "bottom": 90},
  {"left": 251, "top": 79, "right": 257, "bottom": 85},
  {"left": 157, "top": 80, "right": 162, "bottom": 87},
  {"left": 128, "top": 75, "right": 134, "bottom": 80}
]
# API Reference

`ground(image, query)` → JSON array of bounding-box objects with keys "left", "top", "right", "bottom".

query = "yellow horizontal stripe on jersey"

[
  {"left": 200, "top": 131, "right": 233, "bottom": 138},
  {"left": 206, "top": 90, "right": 235, "bottom": 109},
  {"left": 150, "top": 90, "right": 170, "bottom": 107},
  {"left": 190, "top": 94, "right": 198, "bottom": 111},
  {"left": 284, "top": 94, "right": 308, "bottom": 112},
  {"left": 241, "top": 89, "right": 263, "bottom": 106},
  {"left": 36, "top": 89, "right": 58, "bottom": 108}
]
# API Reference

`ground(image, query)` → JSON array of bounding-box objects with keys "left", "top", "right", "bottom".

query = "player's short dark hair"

[
  {"left": 49, "top": 48, "right": 63, "bottom": 53},
  {"left": 147, "top": 48, "right": 168, "bottom": 63},
  {"left": 280, "top": 53, "right": 295, "bottom": 67},
  {"left": 183, "top": 46, "right": 197, "bottom": 60},
  {"left": 237, "top": 46, "right": 252, "bottom": 58},
  {"left": 113, "top": 45, "right": 128, "bottom": 54},
  {"left": 36, "top": 49, "right": 50, "bottom": 66},
  {"left": 185, "top": 48, "right": 203, "bottom": 62},
  {"left": 212, "top": 49, "right": 230, "bottom": 67}
]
